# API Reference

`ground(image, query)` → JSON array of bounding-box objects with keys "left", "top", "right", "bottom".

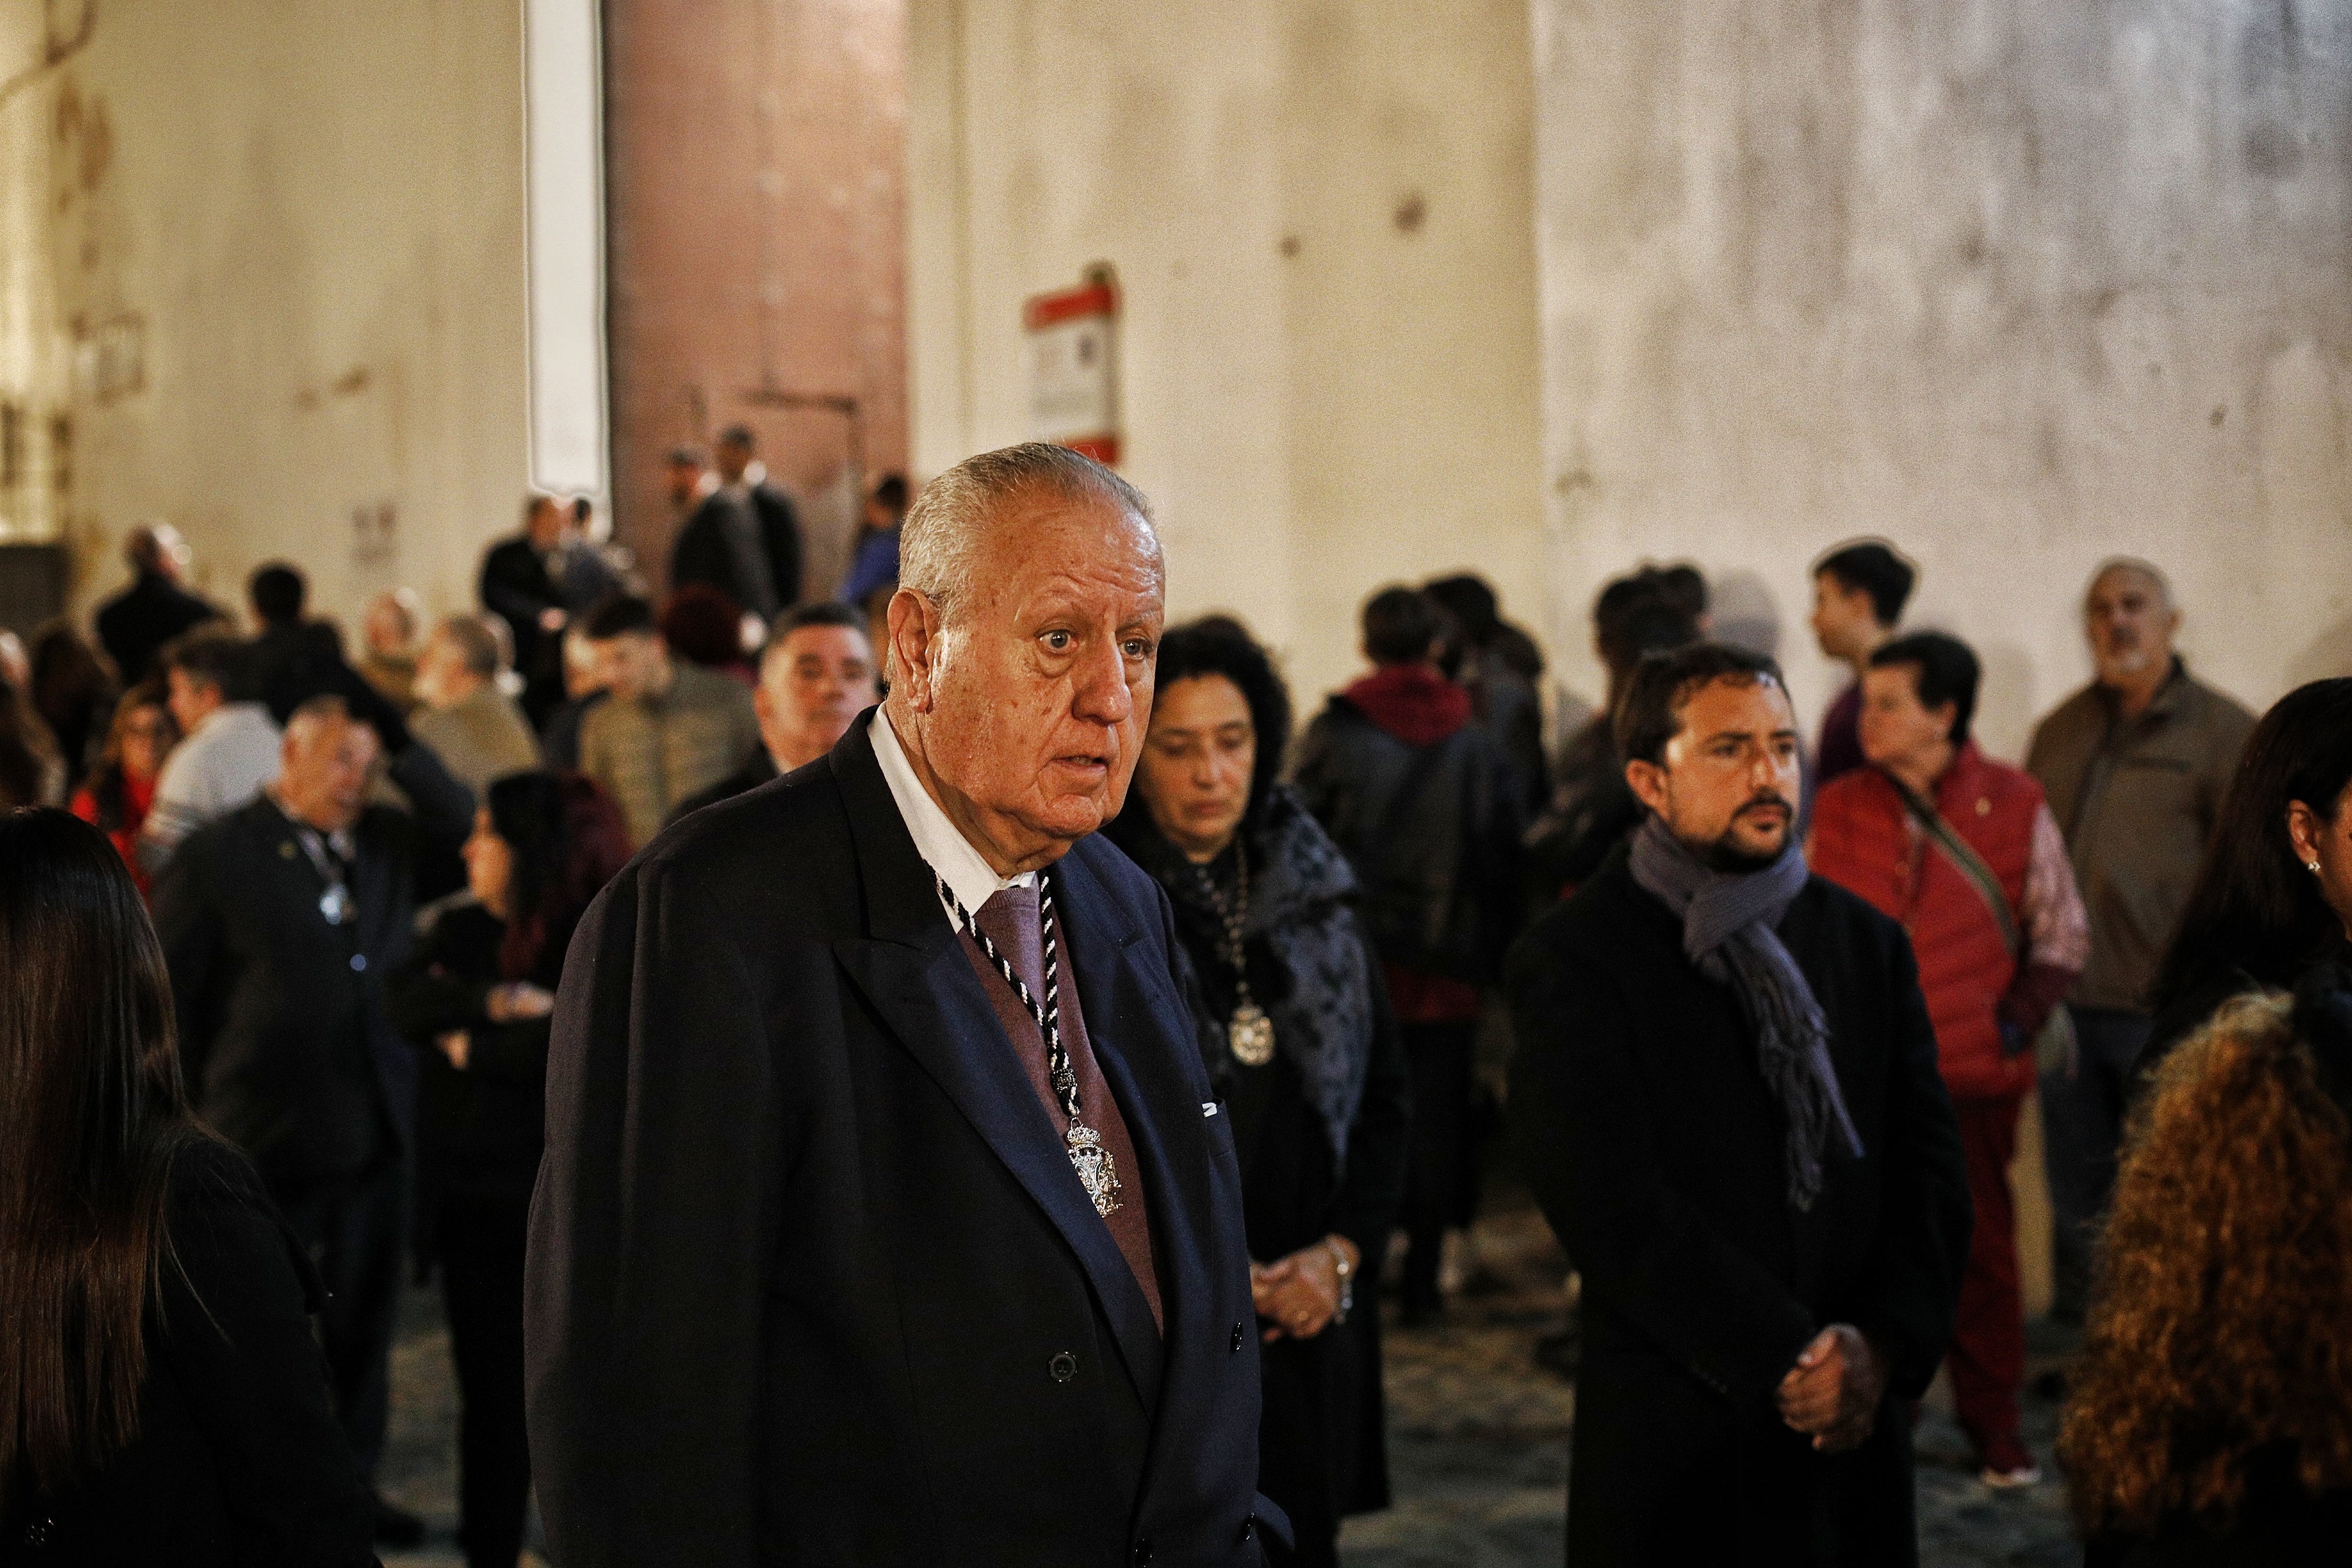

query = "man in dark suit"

[
  {"left": 152, "top": 694, "right": 426, "bottom": 1547},
  {"left": 245, "top": 561, "right": 472, "bottom": 897},
  {"left": 670, "top": 423, "right": 802, "bottom": 626},
  {"left": 93, "top": 522, "right": 220, "bottom": 684},
  {"left": 1508, "top": 642, "right": 1971, "bottom": 1566},
  {"left": 480, "top": 493, "right": 622, "bottom": 726},
  {"left": 529, "top": 443, "right": 1276, "bottom": 1566},
  {"left": 667, "top": 600, "right": 879, "bottom": 825}
]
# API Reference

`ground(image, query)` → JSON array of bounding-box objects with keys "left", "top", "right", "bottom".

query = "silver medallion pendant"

[
  {"left": 1229, "top": 1001, "right": 1276, "bottom": 1067},
  {"left": 1067, "top": 1121, "right": 1122, "bottom": 1217}
]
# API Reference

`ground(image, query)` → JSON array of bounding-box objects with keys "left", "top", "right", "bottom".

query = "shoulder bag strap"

[{"left": 1880, "top": 768, "right": 2023, "bottom": 961}]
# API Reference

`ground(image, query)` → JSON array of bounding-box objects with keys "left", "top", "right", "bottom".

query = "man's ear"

[
  {"left": 888, "top": 588, "right": 940, "bottom": 714},
  {"left": 1625, "top": 757, "right": 1670, "bottom": 818}
]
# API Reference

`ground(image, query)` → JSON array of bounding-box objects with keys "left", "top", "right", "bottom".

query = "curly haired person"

[{"left": 2061, "top": 973, "right": 2352, "bottom": 1564}]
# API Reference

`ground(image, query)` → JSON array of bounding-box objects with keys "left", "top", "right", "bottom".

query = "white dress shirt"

[{"left": 868, "top": 710, "right": 1034, "bottom": 926}]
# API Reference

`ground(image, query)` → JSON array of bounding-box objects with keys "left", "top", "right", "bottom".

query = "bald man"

[
  {"left": 153, "top": 696, "right": 423, "bottom": 1540},
  {"left": 2025, "top": 559, "right": 2256, "bottom": 1320},
  {"left": 95, "top": 520, "right": 222, "bottom": 684},
  {"left": 530, "top": 444, "right": 1276, "bottom": 1566}
]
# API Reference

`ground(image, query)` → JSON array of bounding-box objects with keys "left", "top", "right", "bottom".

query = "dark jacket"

[
  {"left": 666, "top": 747, "right": 780, "bottom": 827},
  {"left": 671, "top": 484, "right": 803, "bottom": 614},
  {"left": 527, "top": 717, "right": 1275, "bottom": 1567},
  {"left": 389, "top": 900, "right": 552, "bottom": 1223},
  {"left": 1290, "top": 668, "right": 1522, "bottom": 985},
  {"left": 1528, "top": 714, "right": 1642, "bottom": 901},
  {"left": 0, "top": 1141, "right": 377, "bottom": 1567},
  {"left": 93, "top": 570, "right": 220, "bottom": 686},
  {"left": 480, "top": 536, "right": 566, "bottom": 704},
  {"left": 1507, "top": 849, "right": 1971, "bottom": 1566},
  {"left": 2027, "top": 660, "right": 2256, "bottom": 1012},
  {"left": 1109, "top": 791, "right": 1411, "bottom": 1538},
  {"left": 152, "top": 796, "right": 418, "bottom": 1194}
]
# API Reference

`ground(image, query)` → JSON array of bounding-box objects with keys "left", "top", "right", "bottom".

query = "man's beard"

[
  {"left": 1702, "top": 835, "right": 1786, "bottom": 875},
  {"left": 1679, "top": 795, "right": 1795, "bottom": 874}
]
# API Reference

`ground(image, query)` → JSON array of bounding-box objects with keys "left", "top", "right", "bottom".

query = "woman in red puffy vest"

[{"left": 1809, "top": 632, "right": 2087, "bottom": 1490}]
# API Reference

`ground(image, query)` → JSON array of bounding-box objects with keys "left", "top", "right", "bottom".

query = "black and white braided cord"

[{"left": 937, "top": 868, "right": 1083, "bottom": 1122}]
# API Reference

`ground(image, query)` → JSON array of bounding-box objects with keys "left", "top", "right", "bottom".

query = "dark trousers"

[
  {"left": 274, "top": 1158, "right": 409, "bottom": 1480},
  {"left": 440, "top": 1195, "right": 533, "bottom": 1568},
  {"left": 2039, "top": 1007, "right": 2153, "bottom": 1319},
  {"left": 1947, "top": 1094, "right": 2025, "bottom": 1457},
  {"left": 1399, "top": 1019, "right": 1478, "bottom": 1312}
]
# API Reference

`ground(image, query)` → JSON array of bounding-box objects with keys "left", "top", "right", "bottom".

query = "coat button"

[
  {"left": 1050, "top": 1350, "right": 1077, "bottom": 1383},
  {"left": 1131, "top": 1539, "right": 1154, "bottom": 1566},
  {"left": 1230, "top": 1321, "right": 1245, "bottom": 1353},
  {"left": 349, "top": 953, "right": 368, "bottom": 972},
  {"left": 24, "top": 1516, "right": 50, "bottom": 1546}
]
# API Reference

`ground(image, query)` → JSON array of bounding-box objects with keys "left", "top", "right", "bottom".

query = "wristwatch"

[{"left": 1323, "top": 1236, "right": 1355, "bottom": 1324}]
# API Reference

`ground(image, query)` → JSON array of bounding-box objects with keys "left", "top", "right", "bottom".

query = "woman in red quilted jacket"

[{"left": 1810, "top": 631, "right": 2089, "bottom": 1489}]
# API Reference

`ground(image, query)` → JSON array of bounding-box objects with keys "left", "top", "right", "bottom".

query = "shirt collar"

[{"left": 867, "top": 710, "right": 1033, "bottom": 925}]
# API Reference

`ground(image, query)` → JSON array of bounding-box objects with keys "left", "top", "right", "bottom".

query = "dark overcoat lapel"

[{"left": 826, "top": 730, "right": 1167, "bottom": 1406}]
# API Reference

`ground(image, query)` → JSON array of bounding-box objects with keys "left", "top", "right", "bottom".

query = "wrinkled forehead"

[{"left": 974, "top": 490, "right": 1164, "bottom": 600}]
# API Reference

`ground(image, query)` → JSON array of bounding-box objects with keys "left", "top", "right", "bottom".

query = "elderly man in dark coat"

[
  {"left": 528, "top": 443, "right": 1278, "bottom": 1566},
  {"left": 1508, "top": 643, "right": 1970, "bottom": 1566}
]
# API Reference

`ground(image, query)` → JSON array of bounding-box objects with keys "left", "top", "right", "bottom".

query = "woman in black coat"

[
  {"left": 1107, "top": 623, "right": 1412, "bottom": 1568},
  {"left": 390, "top": 771, "right": 629, "bottom": 1568},
  {"left": 2143, "top": 678, "right": 2352, "bottom": 1074},
  {"left": 0, "top": 808, "right": 375, "bottom": 1566}
]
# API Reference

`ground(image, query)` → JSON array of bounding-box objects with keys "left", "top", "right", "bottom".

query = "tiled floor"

[{"left": 380, "top": 1203, "right": 2080, "bottom": 1566}]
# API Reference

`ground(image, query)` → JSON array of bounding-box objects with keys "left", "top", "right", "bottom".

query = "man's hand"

[{"left": 1776, "top": 1324, "right": 1885, "bottom": 1452}]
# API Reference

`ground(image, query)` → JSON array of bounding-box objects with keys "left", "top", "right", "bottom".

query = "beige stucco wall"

[
  {"left": 1532, "top": 2, "right": 2352, "bottom": 757},
  {"left": 908, "top": 0, "right": 1547, "bottom": 712},
  {"left": 0, "top": 0, "right": 530, "bottom": 633}
]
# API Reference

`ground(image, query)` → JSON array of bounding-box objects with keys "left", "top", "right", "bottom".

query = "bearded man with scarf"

[{"left": 1507, "top": 643, "right": 1970, "bottom": 1565}]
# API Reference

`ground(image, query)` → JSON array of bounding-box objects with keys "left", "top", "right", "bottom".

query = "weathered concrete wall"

[
  {"left": 0, "top": 0, "right": 530, "bottom": 633},
  {"left": 908, "top": 0, "right": 1546, "bottom": 710},
  {"left": 606, "top": 0, "right": 909, "bottom": 601},
  {"left": 1534, "top": 1, "right": 2352, "bottom": 754}
]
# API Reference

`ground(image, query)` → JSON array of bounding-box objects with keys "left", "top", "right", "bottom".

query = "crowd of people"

[{"left": 0, "top": 438, "right": 2347, "bottom": 1567}]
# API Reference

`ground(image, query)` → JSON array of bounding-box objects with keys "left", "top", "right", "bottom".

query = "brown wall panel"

[{"left": 606, "top": 0, "right": 908, "bottom": 601}]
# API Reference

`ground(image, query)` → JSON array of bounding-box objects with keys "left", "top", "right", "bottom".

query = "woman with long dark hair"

[
  {"left": 390, "top": 771, "right": 630, "bottom": 1568},
  {"left": 2062, "top": 973, "right": 2352, "bottom": 1562},
  {"left": 0, "top": 808, "right": 375, "bottom": 1562},
  {"left": 69, "top": 681, "right": 178, "bottom": 896},
  {"left": 1106, "top": 621, "right": 1411, "bottom": 1567},
  {"left": 31, "top": 620, "right": 118, "bottom": 791},
  {"left": 0, "top": 670, "right": 63, "bottom": 810},
  {"left": 2143, "top": 678, "right": 2352, "bottom": 1070}
]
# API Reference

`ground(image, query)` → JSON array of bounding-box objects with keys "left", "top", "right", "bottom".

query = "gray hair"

[
  {"left": 899, "top": 443, "right": 1156, "bottom": 618},
  {"left": 433, "top": 613, "right": 508, "bottom": 679},
  {"left": 2087, "top": 556, "right": 2176, "bottom": 610}
]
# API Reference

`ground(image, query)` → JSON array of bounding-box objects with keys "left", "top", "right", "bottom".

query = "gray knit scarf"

[{"left": 1628, "top": 814, "right": 1865, "bottom": 1211}]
